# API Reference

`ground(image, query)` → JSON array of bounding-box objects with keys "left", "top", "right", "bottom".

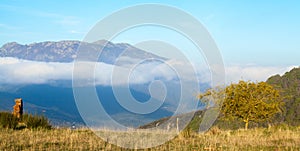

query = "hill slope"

[
  {"left": 141, "top": 67, "right": 300, "bottom": 130},
  {"left": 267, "top": 67, "right": 300, "bottom": 125}
]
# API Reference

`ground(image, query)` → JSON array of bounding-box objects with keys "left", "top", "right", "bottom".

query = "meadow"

[{"left": 0, "top": 125, "right": 299, "bottom": 151}]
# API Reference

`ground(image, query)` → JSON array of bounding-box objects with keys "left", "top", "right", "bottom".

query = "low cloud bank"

[
  {"left": 0, "top": 57, "right": 202, "bottom": 86},
  {"left": 0, "top": 57, "right": 296, "bottom": 86},
  {"left": 225, "top": 64, "right": 297, "bottom": 83},
  {"left": 0, "top": 57, "right": 73, "bottom": 84}
]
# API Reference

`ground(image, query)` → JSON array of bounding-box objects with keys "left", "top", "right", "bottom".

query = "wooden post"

[
  {"left": 167, "top": 123, "right": 171, "bottom": 131},
  {"left": 176, "top": 117, "right": 179, "bottom": 132}
]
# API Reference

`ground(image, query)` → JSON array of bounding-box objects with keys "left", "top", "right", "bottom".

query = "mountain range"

[
  {"left": 0, "top": 40, "right": 164, "bottom": 63},
  {"left": 0, "top": 40, "right": 204, "bottom": 127}
]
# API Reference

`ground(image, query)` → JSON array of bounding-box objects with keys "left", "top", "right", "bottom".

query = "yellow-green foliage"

[
  {"left": 224, "top": 81, "right": 284, "bottom": 129},
  {"left": 199, "top": 80, "right": 284, "bottom": 130}
]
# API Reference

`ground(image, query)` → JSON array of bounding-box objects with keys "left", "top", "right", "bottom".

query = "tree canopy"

[{"left": 199, "top": 80, "right": 284, "bottom": 129}]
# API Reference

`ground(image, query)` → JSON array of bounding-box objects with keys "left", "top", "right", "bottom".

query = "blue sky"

[{"left": 1, "top": 0, "right": 299, "bottom": 68}]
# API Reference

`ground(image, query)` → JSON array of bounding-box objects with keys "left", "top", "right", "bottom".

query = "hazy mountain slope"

[{"left": 0, "top": 83, "right": 176, "bottom": 127}]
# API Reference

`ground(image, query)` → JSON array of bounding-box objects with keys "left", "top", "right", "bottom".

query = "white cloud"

[
  {"left": 0, "top": 57, "right": 206, "bottom": 86},
  {"left": 0, "top": 23, "right": 20, "bottom": 30},
  {"left": 225, "top": 64, "right": 297, "bottom": 83},
  {"left": 0, "top": 57, "right": 297, "bottom": 87},
  {"left": 204, "top": 13, "right": 216, "bottom": 22},
  {"left": 0, "top": 4, "right": 81, "bottom": 27},
  {"left": 69, "top": 30, "right": 86, "bottom": 34},
  {"left": 55, "top": 16, "right": 81, "bottom": 26},
  {"left": 0, "top": 57, "right": 72, "bottom": 84}
]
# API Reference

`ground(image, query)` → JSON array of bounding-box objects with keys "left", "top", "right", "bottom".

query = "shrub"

[
  {"left": 0, "top": 112, "right": 18, "bottom": 129},
  {"left": 0, "top": 112, "right": 51, "bottom": 130},
  {"left": 22, "top": 114, "right": 52, "bottom": 129}
]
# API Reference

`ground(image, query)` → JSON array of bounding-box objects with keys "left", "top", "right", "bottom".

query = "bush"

[
  {"left": 22, "top": 114, "right": 52, "bottom": 129},
  {"left": 0, "top": 112, "right": 51, "bottom": 130},
  {"left": 0, "top": 112, "right": 18, "bottom": 129}
]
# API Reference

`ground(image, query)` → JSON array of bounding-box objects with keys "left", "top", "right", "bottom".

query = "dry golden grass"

[{"left": 0, "top": 126, "right": 299, "bottom": 150}]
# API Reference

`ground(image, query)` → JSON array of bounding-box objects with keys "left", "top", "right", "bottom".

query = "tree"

[
  {"left": 198, "top": 86, "right": 225, "bottom": 110},
  {"left": 199, "top": 80, "right": 284, "bottom": 130}
]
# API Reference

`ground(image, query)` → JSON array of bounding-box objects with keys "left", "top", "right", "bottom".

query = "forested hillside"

[{"left": 267, "top": 67, "right": 300, "bottom": 125}]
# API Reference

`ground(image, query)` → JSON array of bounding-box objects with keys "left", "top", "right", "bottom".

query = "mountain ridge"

[{"left": 0, "top": 40, "right": 165, "bottom": 63}]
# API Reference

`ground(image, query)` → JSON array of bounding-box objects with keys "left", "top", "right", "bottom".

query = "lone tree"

[{"left": 199, "top": 80, "right": 284, "bottom": 130}]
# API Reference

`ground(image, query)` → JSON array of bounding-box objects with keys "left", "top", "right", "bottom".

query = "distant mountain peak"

[
  {"left": 4, "top": 41, "right": 19, "bottom": 45},
  {"left": 0, "top": 40, "right": 165, "bottom": 63},
  {"left": 1, "top": 41, "right": 21, "bottom": 48}
]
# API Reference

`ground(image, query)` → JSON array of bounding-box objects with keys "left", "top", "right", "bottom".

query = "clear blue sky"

[{"left": 1, "top": 0, "right": 299, "bottom": 66}]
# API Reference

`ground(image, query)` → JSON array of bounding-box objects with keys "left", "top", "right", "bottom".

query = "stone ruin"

[{"left": 13, "top": 98, "right": 23, "bottom": 118}]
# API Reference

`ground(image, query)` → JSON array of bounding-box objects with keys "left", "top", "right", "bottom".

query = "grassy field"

[{"left": 0, "top": 126, "right": 299, "bottom": 151}]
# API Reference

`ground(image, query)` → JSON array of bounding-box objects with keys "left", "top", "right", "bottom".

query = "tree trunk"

[{"left": 244, "top": 118, "right": 249, "bottom": 130}]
